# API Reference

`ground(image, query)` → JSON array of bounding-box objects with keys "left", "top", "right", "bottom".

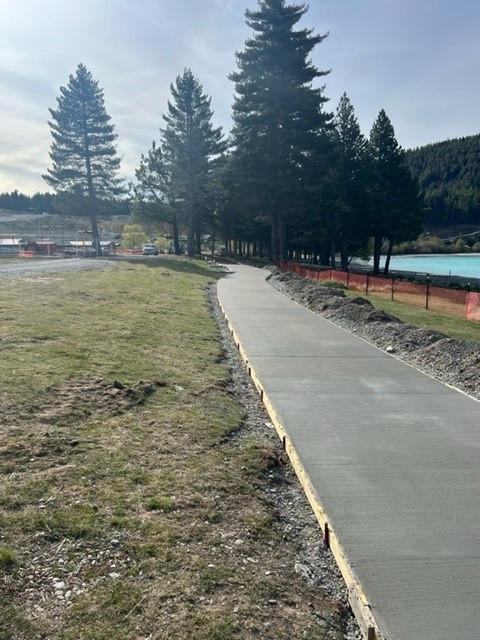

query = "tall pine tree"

[
  {"left": 229, "top": 0, "right": 331, "bottom": 260},
  {"left": 135, "top": 142, "right": 182, "bottom": 254},
  {"left": 44, "top": 64, "right": 123, "bottom": 255},
  {"left": 162, "top": 69, "right": 226, "bottom": 257},
  {"left": 368, "top": 110, "right": 424, "bottom": 274},
  {"left": 333, "top": 93, "right": 370, "bottom": 269},
  {"left": 136, "top": 70, "right": 225, "bottom": 257}
]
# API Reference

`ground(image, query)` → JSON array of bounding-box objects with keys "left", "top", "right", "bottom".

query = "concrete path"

[{"left": 217, "top": 264, "right": 480, "bottom": 640}]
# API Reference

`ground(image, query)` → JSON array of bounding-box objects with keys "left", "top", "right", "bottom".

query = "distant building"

[
  {"left": 0, "top": 238, "right": 26, "bottom": 253},
  {"left": 66, "top": 240, "right": 117, "bottom": 256},
  {"left": 35, "top": 240, "right": 57, "bottom": 254}
]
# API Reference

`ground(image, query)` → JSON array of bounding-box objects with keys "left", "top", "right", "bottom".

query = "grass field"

[{"left": 0, "top": 258, "right": 350, "bottom": 640}]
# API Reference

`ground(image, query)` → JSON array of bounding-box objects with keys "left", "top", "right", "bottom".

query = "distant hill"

[{"left": 405, "top": 134, "right": 480, "bottom": 226}]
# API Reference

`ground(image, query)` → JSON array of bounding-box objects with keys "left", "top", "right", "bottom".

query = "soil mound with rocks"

[{"left": 268, "top": 268, "right": 480, "bottom": 401}]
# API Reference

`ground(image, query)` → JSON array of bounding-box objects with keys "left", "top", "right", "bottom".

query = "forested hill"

[{"left": 405, "top": 134, "right": 480, "bottom": 226}]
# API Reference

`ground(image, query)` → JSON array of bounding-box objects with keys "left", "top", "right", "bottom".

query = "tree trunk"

[
  {"left": 320, "top": 244, "right": 330, "bottom": 266},
  {"left": 372, "top": 234, "right": 383, "bottom": 275},
  {"left": 172, "top": 216, "right": 180, "bottom": 254},
  {"left": 330, "top": 236, "right": 336, "bottom": 269},
  {"left": 187, "top": 207, "right": 195, "bottom": 257},
  {"left": 90, "top": 211, "right": 101, "bottom": 256},
  {"left": 383, "top": 239, "right": 393, "bottom": 275},
  {"left": 82, "top": 127, "right": 102, "bottom": 256},
  {"left": 270, "top": 215, "right": 278, "bottom": 261},
  {"left": 340, "top": 237, "right": 349, "bottom": 271}
]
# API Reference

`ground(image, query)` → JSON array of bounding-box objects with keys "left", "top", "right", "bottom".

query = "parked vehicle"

[{"left": 142, "top": 244, "right": 159, "bottom": 256}]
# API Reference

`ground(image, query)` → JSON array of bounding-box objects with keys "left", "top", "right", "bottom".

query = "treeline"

[
  {"left": 15, "top": 1, "right": 479, "bottom": 272},
  {"left": 132, "top": 1, "right": 423, "bottom": 275},
  {"left": 0, "top": 190, "right": 54, "bottom": 213},
  {"left": 406, "top": 134, "right": 480, "bottom": 225},
  {"left": 0, "top": 189, "right": 128, "bottom": 218}
]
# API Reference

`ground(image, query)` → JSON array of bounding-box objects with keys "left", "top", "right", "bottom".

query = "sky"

[{"left": 1, "top": 0, "right": 479, "bottom": 195}]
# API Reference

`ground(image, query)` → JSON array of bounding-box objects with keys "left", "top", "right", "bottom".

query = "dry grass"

[{"left": 0, "top": 258, "right": 348, "bottom": 640}]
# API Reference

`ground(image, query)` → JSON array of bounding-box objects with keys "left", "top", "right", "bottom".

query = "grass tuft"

[
  {"left": 0, "top": 547, "right": 17, "bottom": 571},
  {"left": 145, "top": 496, "right": 176, "bottom": 512}
]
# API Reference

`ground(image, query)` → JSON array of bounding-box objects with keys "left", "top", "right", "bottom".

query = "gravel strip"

[{"left": 0, "top": 258, "right": 116, "bottom": 279}]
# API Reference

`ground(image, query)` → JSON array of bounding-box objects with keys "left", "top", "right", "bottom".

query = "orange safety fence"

[
  {"left": 277, "top": 262, "right": 480, "bottom": 322},
  {"left": 391, "top": 279, "right": 430, "bottom": 310},
  {"left": 116, "top": 248, "right": 142, "bottom": 255},
  {"left": 345, "top": 271, "right": 366, "bottom": 291},
  {"left": 428, "top": 285, "right": 467, "bottom": 318},
  {"left": 393, "top": 279, "right": 424, "bottom": 295},
  {"left": 466, "top": 293, "right": 480, "bottom": 321}
]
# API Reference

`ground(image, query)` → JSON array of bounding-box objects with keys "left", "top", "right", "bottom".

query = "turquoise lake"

[{"left": 375, "top": 254, "right": 480, "bottom": 279}]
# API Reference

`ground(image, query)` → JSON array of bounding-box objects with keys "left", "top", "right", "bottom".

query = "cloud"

[{"left": 0, "top": 0, "right": 478, "bottom": 194}]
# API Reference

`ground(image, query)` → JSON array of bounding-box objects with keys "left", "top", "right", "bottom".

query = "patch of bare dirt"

[{"left": 27, "top": 379, "right": 166, "bottom": 426}]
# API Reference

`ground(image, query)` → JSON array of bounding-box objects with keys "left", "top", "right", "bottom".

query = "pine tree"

[
  {"left": 405, "top": 134, "right": 480, "bottom": 226},
  {"left": 229, "top": 0, "right": 331, "bottom": 260},
  {"left": 44, "top": 64, "right": 123, "bottom": 254},
  {"left": 333, "top": 93, "right": 370, "bottom": 269},
  {"left": 162, "top": 69, "right": 226, "bottom": 257},
  {"left": 136, "top": 70, "right": 225, "bottom": 257},
  {"left": 368, "top": 110, "right": 424, "bottom": 274},
  {"left": 135, "top": 142, "right": 182, "bottom": 254}
]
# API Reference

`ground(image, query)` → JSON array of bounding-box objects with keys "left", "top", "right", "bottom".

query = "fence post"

[
  {"left": 425, "top": 275, "right": 430, "bottom": 310},
  {"left": 391, "top": 275, "right": 395, "bottom": 302},
  {"left": 366, "top": 272, "right": 370, "bottom": 296},
  {"left": 346, "top": 268, "right": 350, "bottom": 290}
]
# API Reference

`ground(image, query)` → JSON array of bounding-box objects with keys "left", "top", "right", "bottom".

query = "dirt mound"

[{"left": 29, "top": 378, "right": 166, "bottom": 426}]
